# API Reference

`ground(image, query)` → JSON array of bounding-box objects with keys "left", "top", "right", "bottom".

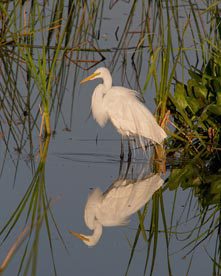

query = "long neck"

[
  {"left": 84, "top": 220, "right": 103, "bottom": 246},
  {"left": 91, "top": 85, "right": 109, "bottom": 127},
  {"left": 102, "top": 71, "right": 112, "bottom": 90}
]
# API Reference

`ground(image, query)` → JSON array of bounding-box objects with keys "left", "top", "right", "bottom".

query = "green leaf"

[
  {"left": 167, "top": 168, "right": 183, "bottom": 190},
  {"left": 207, "top": 104, "right": 221, "bottom": 116},
  {"left": 188, "top": 69, "right": 202, "bottom": 82},
  {"left": 216, "top": 90, "right": 221, "bottom": 105},
  {"left": 187, "top": 79, "right": 207, "bottom": 99},
  {"left": 174, "top": 83, "right": 189, "bottom": 110},
  {"left": 186, "top": 97, "right": 200, "bottom": 113}
]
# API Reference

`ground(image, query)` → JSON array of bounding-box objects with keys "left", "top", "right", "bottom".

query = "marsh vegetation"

[{"left": 0, "top": 1, "right": 221, "bottom": 275}]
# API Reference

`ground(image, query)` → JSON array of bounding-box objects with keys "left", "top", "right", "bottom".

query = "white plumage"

[
  {"left": 80, "top": 67, "right": 167, "bottom": 149},
  {"left": 69, "top": 173, "right": 164, "bottom": 246}
]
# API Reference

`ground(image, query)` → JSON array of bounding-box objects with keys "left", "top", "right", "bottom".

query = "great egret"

[
  {"left": 80, "top": 67, "right": 167, "bottom": 156},
  {"left": 69, "top": 173, "right": 163, "bottom": 246}
]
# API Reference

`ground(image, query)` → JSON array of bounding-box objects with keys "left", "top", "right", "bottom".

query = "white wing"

[
  {"left": 130, "top": 89, "right": 145, "bottom": 103},
  {"left": 104, "top": 86, "right": 167, "bottom": 144},
  {"left": 96, "top": 173, "right": 164, "bottom": 227}
]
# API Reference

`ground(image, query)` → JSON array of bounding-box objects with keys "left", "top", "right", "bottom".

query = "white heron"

[
  {"left": 80, "top": 67, "right": 167, "bottom": 158},
  {"left": 69, "top": 173, "right": 163, "bottom": 246}
]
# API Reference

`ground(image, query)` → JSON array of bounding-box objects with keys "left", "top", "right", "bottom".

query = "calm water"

[{"left": 0, "top": 1, "right": 220, "bottom": 276}]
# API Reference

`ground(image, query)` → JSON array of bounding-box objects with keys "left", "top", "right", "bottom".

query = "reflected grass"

[
  {"left": 123, "top": 1, "right": 221, "bottom": 273},
  {"left": 126, "top": 152, "right": 221, "bottom": 275},
  {"left": 1, "top": 0, "right": 221, "bottom": 275},
  {"left": 126, "top": 188, "right": 172, "bottom": 276},
  {"left": 0, "top": 137, "right": 65, "bottom": 275}
]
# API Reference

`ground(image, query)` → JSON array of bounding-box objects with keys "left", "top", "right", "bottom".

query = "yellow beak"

[
  {"left": 80, "top": 72, "right": 100, "bottom": 84},
  {"left": 69, "top": 230, "right": 90, "bottom": 242}
]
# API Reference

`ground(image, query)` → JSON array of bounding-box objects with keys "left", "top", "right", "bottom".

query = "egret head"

[
  {"left": 69, "top": 230, "right": 92, "bottom": 246},
  {"left": 80, "top": 67, "right": 111, "bottom": 84},
  {"left": 69, "top": 229, "right": 101, "bottom": 247}
]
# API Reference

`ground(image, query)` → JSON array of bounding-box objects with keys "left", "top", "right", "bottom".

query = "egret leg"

[
  {"left": 154, "top": 144, "right": 166, "bottom": 174},
  {"left": 132, "top": 137, "right": 136, "bottom": 157},
  {"left": 127, "top": 138, "right": 132, "bottom": 162},
  {"left": 118, "top": 154, "right": 124, "bottom": 177},
  {"left": 124, "top": 158, "right": 131, "bottom": 179},
  {"left": 120, "top": 137, "right": 124, "bottom": 160}
]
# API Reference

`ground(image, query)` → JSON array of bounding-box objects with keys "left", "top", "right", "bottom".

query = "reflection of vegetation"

[
  {"left": 126, "top": 153, "right": 221, "bottom": 275},
  {"left": 1, "top": 0, "right": 221, "bottom": 275},
  {"left": 126, "top": 187, "right": 172, "bottom": 276},
  {"left": 0, "top": 137, "right": 64, "bottom": 275},
  {"left": 167, "top": 152, "right": 221, "bottom": 275},
  {"left": 168, "top": 153, "right": 221, "bottom": 207}
]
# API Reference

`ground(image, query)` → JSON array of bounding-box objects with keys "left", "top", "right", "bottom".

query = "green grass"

[{"left": 1, "top": 0, "right": 221, "bottom": 275}]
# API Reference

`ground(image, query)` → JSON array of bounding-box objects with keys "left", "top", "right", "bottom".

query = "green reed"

[
  {"left": 124, "top": 0, "right": 221, "bottom": 275},
  {"left": 0, "top": 137, "right": 66, "bottom": 275},
  {"left": 0, "top": 0, "right": 106, "bottom": 141},
  {"left": 1, "top": 1, "right": 221, "bottom": 276}
]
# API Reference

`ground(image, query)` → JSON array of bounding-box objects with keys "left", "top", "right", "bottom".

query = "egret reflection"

[{"left": 70, "top": 169, "right": 164, "bottom": 246}]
